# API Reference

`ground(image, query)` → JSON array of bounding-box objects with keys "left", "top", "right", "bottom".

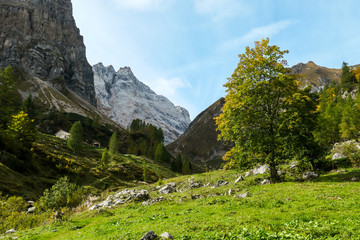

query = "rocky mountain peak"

[
  {"left": 93, "top": 63, "right": 191, "bottom": 144},
  {"left": 0, "top": 0, "right": 96, "bottom": 105}
]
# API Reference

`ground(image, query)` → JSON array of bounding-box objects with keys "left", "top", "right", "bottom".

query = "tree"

[
  {"left": 216, "top": 39, "right": 319, "bottom": 181},
  {"left": 154, "top": 143, "right": 165, "bottom": 162},
  {"left": 341, "top": 62, "right": 356, "bottom": 92},
  {"left": 0, "top": 66, "right": 21, "bottom": 125},
  {"left": 100, "top": 148, "right": 110, "bottom": 169},
  {"left": 5, "top": 111, "right": 37, "bottom": 153},
  {"left": 67, "top": 121, "right": 83, "bottom": 153},
  {"left": 339, "top": 95, "right": 360, "bottom": 140},
  {"left": 108, "top": 132, "right": 119, "bottom": 156},
  {"left": 21, "top": 94, "right": 36, "bottom": 119}
]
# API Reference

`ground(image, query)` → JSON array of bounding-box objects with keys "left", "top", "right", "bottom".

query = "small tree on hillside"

[
  {"left": 108, "top": 132, "right": 119, "bottom": 156},
  {"left": 67, "top": 121, "right": 83, "bottom": 153},
  {"left": 341, "top": 62, "right": 357, "bottom": 92},
  {"left": 100, "top": 148, "right": 110, "bottom": 170}
]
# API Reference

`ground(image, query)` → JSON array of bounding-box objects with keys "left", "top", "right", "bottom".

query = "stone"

[
  {"left": 252, "top": 165, "right": 269, "bottom": 175},
  {"left": 228, "top": 189, "right": 234, "bottom": 195},
  {"left": 351, "top": 177, "right": 359, "bottom": 182},
  {"left": 159, "top": 184, "right": 176, "bottom": 194},
  {"left": 140, "top": 230, "right": 158, "bottom": 240},
  {"left": 211, "top": 180, "right": 228, "bottom": 188},
  {"left": 337, "top": 169, "right": 346, "bottom": 174},
  {"left": 5, "top": 229, "right": 16, "bottom": 234},
  {"left": 191, "top": 194, "right": 202, "bottom": 200},
  {"left": 160, "top": 232, "right": 174, "bottom": 239},
  {"left": 302, "top": 171, "right": 319, "bottom": 180},
  {"left": 236, "top": 192, "right": 251, "bottom": 198},
  {"left": 27, "top": 206, "right": 36, "bottom": 213},
  {"left": 332, "top": 153, "right": 348, "bottom": 160},
  {"left": 27, "top": 201, "right": 35, "bottom": 206},
  {"left": 289, "top": 161, "right": 299, "bottom": 169},
  {"left": 261, "top": 179, "right": 271, "bottom": 185},
  {"left": 234, "top": 176, "right": 244, "bottom": 183}
]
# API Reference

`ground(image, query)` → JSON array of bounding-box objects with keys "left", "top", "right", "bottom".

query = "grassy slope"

[
  {"left": 10, "top": 167, "right": 360, "bottom": 240},
  {"left": 0, "top": 133, "right": 177, "bottom": 200}
]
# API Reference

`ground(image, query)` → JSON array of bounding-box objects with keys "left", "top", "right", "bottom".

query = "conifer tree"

[
  {"left": 67, "top": 121, "right": 83, "bottom": 153},
  {"left": 108, "top": 132, "right": 119, "bottom": 156},
  {"left": 100, "top": 148, "right": 110, "bottom": 169}
]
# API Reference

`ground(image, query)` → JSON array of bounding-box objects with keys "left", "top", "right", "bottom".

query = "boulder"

[
  {"left": 5, "top": 229, "right": 16, "bottom": 234},
  {"left": 27, "top": 206, "right": 36, "bottom": 213},
  {"left": 351, "top": 177, "right": 359, "bottom": 182},
  {"left": 235, "top": 192, "right": 251, "bottom": 198},
  {"left": 140, "top": 230, "right": 158, "bottom": 240},
  {"left": 160, "top": 232, "right": 174, "bottom": 239},
  {"left": 289, "top": 161, "right": 299, "bottom": 169},
  {"left": 253, "top": 165, "right": 269, "bottom": 175},
  {"left": 332, "top": 153, "right": 347, "bottom": 160},
  {"left": 159, "top": 185, "right": 176, "bottom": 194},
  {"left": 261, "top": 179, "right": 271, "bottom": 185},
  {"left": 302, "top": 171, "right": 319, "bottom": 180},
  {"left": 234, "top": 176, "right": 244, "bottom": 183},
  {"left": 211, "top": 180, "right": 228, "bottom": 188}
]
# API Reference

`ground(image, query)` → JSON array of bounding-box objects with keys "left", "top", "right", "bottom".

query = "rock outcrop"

[
  {"left": 93, "top": 63, "right": 191, "bottom": 144},
  {"left": 0, "top": 0, "right": 96, "bottom": 105}
]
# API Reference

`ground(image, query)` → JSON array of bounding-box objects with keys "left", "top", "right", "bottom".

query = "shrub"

[
  {"left": 37, "top": 176, "right": 85, "bottom": 211},
  {"left": 0, "top": 194, "right": 46, "bottom": 233}
]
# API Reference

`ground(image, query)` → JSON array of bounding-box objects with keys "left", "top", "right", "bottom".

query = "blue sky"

[{"left": 72, "top": 0, "right": 360, "bottom": 120}]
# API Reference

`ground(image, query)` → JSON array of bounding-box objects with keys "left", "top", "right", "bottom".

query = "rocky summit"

[
  {"left": 0, "top": 0, "right": 96, "bottom": 105},
  {"left": 93, "top": 63, "right": 191, "bottom": 144}
]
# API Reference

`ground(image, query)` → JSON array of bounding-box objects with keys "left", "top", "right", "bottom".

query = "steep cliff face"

[
  {"left": 93, "top": 63, "right": 191, "bottom": 144},
  {"left": 166, "top": 98, "right": 231, "bottom": 170},
  {"left": 0, "top": 0, "right": 95, "bottom": 105}
]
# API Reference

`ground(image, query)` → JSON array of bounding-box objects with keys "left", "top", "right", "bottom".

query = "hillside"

[
  {"left": 0, "top": 132, "right": 177, "bottom": 200},
  {"left": 5, "top": 165, "right": 360, "bottom": 239},
  {"left": 167, "top": 98, "right": 230, "bottom": 170}
]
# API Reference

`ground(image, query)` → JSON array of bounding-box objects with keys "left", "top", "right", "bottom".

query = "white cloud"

[
  {"left": 222, "top": 20, "right": 295, "bottom": 51},
  {"left": 152, "top": 77, "right": 191, "bottom": 97},
  {"left": 194, "top": 0, "right": 252, "bottom": 21},
  {"left": 112, "top": 0, "right": 171, "bottom": 11}
]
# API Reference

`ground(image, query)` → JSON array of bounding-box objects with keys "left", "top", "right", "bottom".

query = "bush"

[
  {"left": 0, "top": 193, "right": 46, "bottom": 233},
  {"left": 342, "top": 143, "right": 360, "bottom": 166},
  {"left": 37, "top": 176, "right": 85, "bottom": 211}
]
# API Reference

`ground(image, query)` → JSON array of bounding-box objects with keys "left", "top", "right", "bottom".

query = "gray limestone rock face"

[
  {"left": 93, "top": 63, "right": 191, "bottom": 144},
  {"left": 0, "top": 0, "right": 96, "bottom": 105}
]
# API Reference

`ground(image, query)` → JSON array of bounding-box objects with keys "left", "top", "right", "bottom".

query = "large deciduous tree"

[{"left": 216, "top": 39, "right": 319, "bottom": 181}]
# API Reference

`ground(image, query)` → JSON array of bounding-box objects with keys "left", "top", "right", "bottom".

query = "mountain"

[
  {"left": 93, "top": 63, "right": 191, "bottom": 144},
  {"left": 291, "top": 61, "right": 342, "bottom": 92},
  {"left": 166, "top": 98, "right": 230, "bottom": 170},
  {"left": 0, "top": 0, "right": 95, "bottom": 105}
]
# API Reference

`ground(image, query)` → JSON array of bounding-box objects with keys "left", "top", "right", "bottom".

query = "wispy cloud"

[
  {"left": 222, "top": 20, "right": 296, "bottom": 51},
  {"left": 194, "top": 0, "right": 252, "bottom": 21},
  {"left": 152, "top": 77, "right": 191, "bottom": 98},
  {"left": 112, "top": 0, "right": 172, "bottom": 11}
]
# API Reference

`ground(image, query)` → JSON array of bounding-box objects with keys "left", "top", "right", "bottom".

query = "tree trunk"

[{"left": 269, "top": 161, "right": 279, "bottom": 182}]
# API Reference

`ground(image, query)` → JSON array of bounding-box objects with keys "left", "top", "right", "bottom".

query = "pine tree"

[
  {"left": 108, "top": 132, "right": 119, "bottom": 156},
  {"left": 67, "top": 121, "right": 83, "bottom": 153},
  {"left": 100, "top": 148, "right": 110, "bottom": 170},
  {"left": 341, "top": 62, "right": 357, "bottom": 92},
  {"left": 154, "top": 143, "right": 165, "bottom": 162}
]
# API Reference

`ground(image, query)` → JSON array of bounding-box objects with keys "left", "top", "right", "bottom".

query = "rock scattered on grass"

[
  {"left": 332, "top": 153, "right": 347, "bottom": 160},
  {"left": 160, "top": 232, "right": 174, "bottom": 239},
  {"left": 261, "top": 179, "right": 271, "bottom": 185},
  {"left": 159, "top": 183, "right": 176, "bottom": 194},
  {"left": 211, "top": 180, "right": 228, "bottom": 188},
  {"left": 235, "top": 192, "right": 251, "bottom": 198},
  {"left": 5, "top": 229, "right": 16, "bottom": 234},
  {"left": 302, "top": 171, "right": 319, "bottom": 180},
  {"left": 89, "top": 189, "right": 149, "bottom": 211},
  {"left": 351, "top": 177, "right": 359, "bottom": 182},
  {"left": 140, "top": 230, "right": 158, "bottom": 240},
  {"left": 234, "top": 176, "right": 244, "bottom": 183}
]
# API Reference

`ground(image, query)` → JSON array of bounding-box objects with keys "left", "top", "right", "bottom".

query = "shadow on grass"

[{"left": 314, "top": 169, "right": 360, "bottom": 182}]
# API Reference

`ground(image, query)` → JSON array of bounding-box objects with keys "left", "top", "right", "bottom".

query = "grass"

[{"left": 6, "top": 167, "right": 360, "bottom": 239}]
